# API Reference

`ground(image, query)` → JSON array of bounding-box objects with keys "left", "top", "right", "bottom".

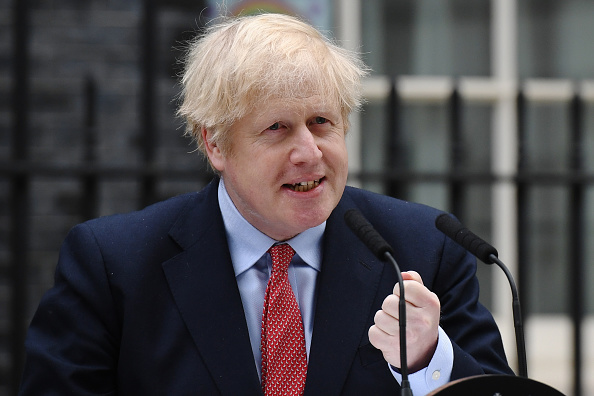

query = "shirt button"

[{"left": 432, "top": 370, "right": 441, "bottom": 381}]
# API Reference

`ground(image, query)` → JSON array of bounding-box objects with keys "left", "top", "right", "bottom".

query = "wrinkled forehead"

[
  {"left": 253, "top": 82, "right": 339, "bottom": 109},
  {"left": 245, "top": 66, "right": 342, "bottom": 116},
  {"left": 251, "top": 93, "right": 341, "bottom": 121}
]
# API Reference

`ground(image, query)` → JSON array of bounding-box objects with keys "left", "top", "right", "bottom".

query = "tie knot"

[{"left": 268, "top": 244, "right": 295, "bottom": 273}]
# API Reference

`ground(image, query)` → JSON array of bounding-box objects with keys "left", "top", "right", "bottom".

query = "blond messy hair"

[{"left": 177, "top": 13, "right": 369, "bottom": 157}]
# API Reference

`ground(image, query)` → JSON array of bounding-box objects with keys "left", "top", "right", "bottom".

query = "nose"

[{"left": 289, "top": 125, "right": 323, "bottom": 165}]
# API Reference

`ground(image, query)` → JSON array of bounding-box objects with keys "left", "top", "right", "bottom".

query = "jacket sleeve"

[{"left": 19, "top": 223, "right": 120, "bottom": 396}]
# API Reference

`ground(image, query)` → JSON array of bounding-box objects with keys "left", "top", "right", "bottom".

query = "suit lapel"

[
  {"left": 162, "top": 180, "right": 263, "bottom": 395},
  {"left": 304, "top": 196, "right": 387, "bottom": 396}
]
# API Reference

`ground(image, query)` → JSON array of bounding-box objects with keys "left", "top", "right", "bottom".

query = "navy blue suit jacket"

[{"left": 20, "top": 179, "right": 512, "bottom": 395}]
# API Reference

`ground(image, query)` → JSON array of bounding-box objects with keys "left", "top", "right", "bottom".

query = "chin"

[{"left": 292, "top": 210, "right": 331, "bottom": 231}]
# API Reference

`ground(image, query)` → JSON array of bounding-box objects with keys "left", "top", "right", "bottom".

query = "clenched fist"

[{"left": 369, "top": 271, "right": 441, "bottom": 373}]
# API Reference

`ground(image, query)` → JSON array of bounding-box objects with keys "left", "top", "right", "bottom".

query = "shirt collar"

[{"left": 218, "top": 178, "right": 325, "bottom": 277}]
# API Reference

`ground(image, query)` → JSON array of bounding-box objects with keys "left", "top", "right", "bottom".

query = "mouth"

[{"left": 284, "top": 178, "right": 322, "bottom": 192}]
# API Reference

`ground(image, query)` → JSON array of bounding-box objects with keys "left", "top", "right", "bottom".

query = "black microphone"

[
  {"left": 435, "top": 213, "right": 528, "bottom": 378},
  {"left": 435, "top": 213, "right": 498, "bottom": 264},
  {"left": 344, "top": 209, "right": 413, "bottom": 396}
]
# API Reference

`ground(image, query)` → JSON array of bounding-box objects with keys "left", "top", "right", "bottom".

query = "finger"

[
  {"left": 373, "top": 309, "right": 399, "bottom": 336},
  {"left": 380, "top": 294, "right": 400, "bottom": 317},
  {"left": 368, "top": 325, "right": 402, "bottom": 367},
  {"left": 393, "top": 280, "right": 439, "bottom": 309},
  {"left": 392, "top": 279, "right": 422, "bottom": 300}
]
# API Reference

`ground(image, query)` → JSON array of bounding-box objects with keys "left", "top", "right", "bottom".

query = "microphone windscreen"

[
  {"left": 344, "top": 209, "right": 394, "bottom": 260},
  {"left": 435, "top": 213, "right": 498, "bottom": 264}
]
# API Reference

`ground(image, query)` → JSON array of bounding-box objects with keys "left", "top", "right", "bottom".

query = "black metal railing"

[
  {"left": 7, "top": 1, "right": 31, "bottom": 394},
  {"left": 377, "top": 84, "right": 588, "bottom": 396}
]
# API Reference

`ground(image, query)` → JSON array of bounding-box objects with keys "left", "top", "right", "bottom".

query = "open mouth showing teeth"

[{"left": 285, "top": 179, "right": 322, "bottom": 192}]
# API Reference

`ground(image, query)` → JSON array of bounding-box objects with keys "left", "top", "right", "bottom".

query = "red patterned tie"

[{"left": 260, "top": 244, "right": 308, "bottom": 396}]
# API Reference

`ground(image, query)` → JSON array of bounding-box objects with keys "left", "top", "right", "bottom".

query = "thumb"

[{"left": 401, "top": 270, "right": 423, "bottom": 285}]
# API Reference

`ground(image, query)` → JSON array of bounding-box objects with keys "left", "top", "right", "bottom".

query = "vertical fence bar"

[
  {"left": 10, "top": 0, "right": 30, "bottom": 392},
  {"left": 386, "top": 78, "right": 405, "bottom": 198},
  {"left": 448, "top": 86, "right": 464, "bottom": 217},
  {"left": 569, "top": 92, "right": 584, "bottom": 396},
  {"left": 515, "top": 89, "right": 528, "bottom": 321},
  {"left": 83, "top": 76, "right": 99, "bottom": 221},
  {"left": 140, "top": 0, "right": 157, "bottom": 207}
]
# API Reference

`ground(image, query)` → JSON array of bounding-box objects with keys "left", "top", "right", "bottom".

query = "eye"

[
  {"left": 314, "top": 116, "right": 328, "bottom": 124},
  {"left": 268, "top": 122, "right": 281, "bottom": 131}
]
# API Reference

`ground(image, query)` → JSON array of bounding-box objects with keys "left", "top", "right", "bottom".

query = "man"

[{"left": 19, "top": 13, "right": 512, "bottom": 395}]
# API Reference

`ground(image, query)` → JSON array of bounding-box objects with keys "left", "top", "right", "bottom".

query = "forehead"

[{"left": 250, "top": 94, "right": 341, "bottom": 120}]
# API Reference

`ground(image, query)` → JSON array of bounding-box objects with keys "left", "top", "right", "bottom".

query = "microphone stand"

[
  {"left": 489, "top": 254, "right": 528, "bottom": 378},
  {"left": 384, "top": 251, "right": 413, "bottom": 396}
]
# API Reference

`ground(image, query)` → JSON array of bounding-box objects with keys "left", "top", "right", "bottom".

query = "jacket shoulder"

[
  {"left": 342, "top": 185, "right": 445, "bottom": 224},
  {"left": 83, "top": 191, "right": 200, "bottom": 238}
]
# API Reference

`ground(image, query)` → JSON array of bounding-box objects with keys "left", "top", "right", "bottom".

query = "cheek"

[
  {"left": 325, "top": 139, "right": 348, "bottom": 168},
  {"left": 227, "top": 152, "right": 279, "bottom": 194}
]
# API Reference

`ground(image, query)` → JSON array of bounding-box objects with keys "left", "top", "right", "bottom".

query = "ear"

[{"left": 202, "top": 127, "right": 225, "bottom": 172}]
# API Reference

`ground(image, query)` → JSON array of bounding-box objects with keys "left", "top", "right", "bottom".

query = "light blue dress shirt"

[{"left": 217, "top": 179, "right": 454, "bottom": 394}]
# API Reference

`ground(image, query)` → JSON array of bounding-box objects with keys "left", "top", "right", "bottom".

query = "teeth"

[{"left": 290, "top": 179, "right": 321, "bottom": 192}]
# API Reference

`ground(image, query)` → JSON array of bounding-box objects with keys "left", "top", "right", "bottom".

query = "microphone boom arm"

[
  {"left": 435, "top": 213, "right": 528, "bottom": 378},
  {"left": 384, "top": 250, "right": 412, "bottom": 395},
  {"left": 489, "top": 254, "right": 528, "bottom": 378}
]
